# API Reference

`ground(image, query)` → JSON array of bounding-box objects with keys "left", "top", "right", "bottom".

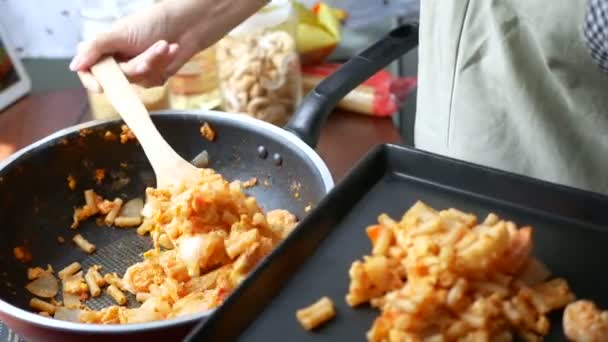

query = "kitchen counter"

[{"left": 0, "top": 88, "right": 402, "bottom": 181}]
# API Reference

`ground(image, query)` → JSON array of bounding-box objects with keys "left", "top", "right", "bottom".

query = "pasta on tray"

[
  {"left": 346, "top": 201, "right": 576, "bottom": 341},
  {"left": 25, "top": 168, "right": 297, "bottom": 324}
]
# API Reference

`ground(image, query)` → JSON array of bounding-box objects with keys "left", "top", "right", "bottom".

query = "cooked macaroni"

[
  {"left": 58, "top": 262, "right": 81, "bottom": 280},
  {"left": 30, "top": 168, "right": 298, "bottom": 324},
  {"left": 296, "top": 297, "right": 336, "bottom": 330},
  {"left": 30, "top": 298, "right": 56, "bottom": 315},
  {"left": 73, "top": 234, "right": 96, "bottom": 254},
  {"left": 347, "top": 201, "right": 576, "bottom": 341}
]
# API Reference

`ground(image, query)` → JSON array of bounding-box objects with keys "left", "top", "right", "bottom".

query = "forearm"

[{"left": 165, "top": 0, "right": 268, "bottom": 50}]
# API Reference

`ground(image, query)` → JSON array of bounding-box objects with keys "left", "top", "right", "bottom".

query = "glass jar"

[
  {"left": 80, "top": 0, "right": 169, "bottom": 120},
  {"left": 168, "top": 46, "right": 222, "bottom": 110},
  {"left": 216, "top": 0, "right": 302, "bottom": 126}
]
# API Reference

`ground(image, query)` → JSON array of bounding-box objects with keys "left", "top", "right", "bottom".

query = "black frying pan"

[{"left": 0, "top": 23, "right": 419, "bottom": 342}]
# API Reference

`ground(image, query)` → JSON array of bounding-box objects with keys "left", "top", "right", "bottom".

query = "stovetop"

[{"left": 0, "top": 322, "right": 23, "bottom": 342}]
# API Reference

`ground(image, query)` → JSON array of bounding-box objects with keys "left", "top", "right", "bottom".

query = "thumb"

[{"left": 69, "top": 31, "right": 127, "bottom": 71}]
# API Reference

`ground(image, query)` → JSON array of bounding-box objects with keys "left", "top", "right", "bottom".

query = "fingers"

[
  {"left": 165, "top": 32, "right": 205, "bottom": 77},
  {"left": 76, "top": 71, "right": 103, "bottom": 93},
  {"left": 70, "top": 32, "right": 126, "bottom": 72},
  {"left": 76, "top": 40, "right": 181, "bottom": 92},
  {"left": 119, "top": 40, "right": 180, "bottom": 87}
]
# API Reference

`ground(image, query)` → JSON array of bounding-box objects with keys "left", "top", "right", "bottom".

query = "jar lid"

[{"left": 229, "top": 0, "right": 292, "bottom": 36}]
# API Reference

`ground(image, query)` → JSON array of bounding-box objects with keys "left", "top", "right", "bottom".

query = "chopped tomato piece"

[
  {"left": 366, "top": 225, "right": 384, "bottom": 244},
  {"left": 499, "top": 226, "right": 533, "bottom": 274}
]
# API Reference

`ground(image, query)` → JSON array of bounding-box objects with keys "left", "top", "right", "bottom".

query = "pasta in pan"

[{"left": 25, "top": 168, "right": 297, "bottom": 324}]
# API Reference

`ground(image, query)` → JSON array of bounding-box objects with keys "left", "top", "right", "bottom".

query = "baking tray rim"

[{"left": 185, "top": 143, "right": 608, "bottom": 340}]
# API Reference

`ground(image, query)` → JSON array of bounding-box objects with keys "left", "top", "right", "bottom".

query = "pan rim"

[
  {"left": 0, "top": 109, "right": 334, "bottom": 333},
  {"left": 0, "top": 109, "right": 334, "bottom": 192}
]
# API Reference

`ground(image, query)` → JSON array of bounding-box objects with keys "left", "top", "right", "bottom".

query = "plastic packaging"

[
  {"left": 216, "top": 0, "right": 302, "bottom": 126},
  {"left": 298, "top": 0, "right": 420, "bottom": 28},
  {"left": 301, "top": 63, "right": 416, "bottom": 117}
]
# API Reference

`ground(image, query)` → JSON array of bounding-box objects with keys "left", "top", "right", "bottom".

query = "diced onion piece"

[
  {"left": 25, "top": 272, "right": 59, "bottom": 298},
  {"left": 54, "top": 307, "right": 83, "bottom": 322},
  {"left": 179, "top": 236, "right": 205, "bottom": 276},
  {"left": 191, "top": 150, "right": 210, "bottom": 168},
  {"left": 63, "top": 292, "right": 81, "bottom": 309},
  {"left": 119, "top": 198, "right": 144, "bottom": 218}
]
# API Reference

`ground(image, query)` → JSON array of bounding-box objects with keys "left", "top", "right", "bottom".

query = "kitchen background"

[
  {"left": 2, "top": 0, "right": 421, "bottom": 143},
  {"left": 0, "top": 1, "right": 418, "bottom": 84},
  {"left": 0, "top": 2, "right": 418, "bottom": 340},
  {"left": 3, "top": 2, "right": 416, "bottom": 123},
  {"left": 0, "top": 0, "right": 420, "bottom": 140}
]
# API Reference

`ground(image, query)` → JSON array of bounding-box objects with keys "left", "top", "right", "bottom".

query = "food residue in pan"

[
  {"left": 13, "top": 246, "right": 33, "bottom": 263},
  {"left": 119, "top": 125, "right": 136, "bottom": 144},
  {"left": 72, "top": 234, "right": 96, "bottom": 254},
  {"left": 108, "top": 170, "right": 131, "bottom": 192},
  {"left": 200, "top": 122, "right": 216, "bottom": 142},
  {"left": 289, "top": 180, "right": 302, "bottom": 194},
  {"left": 103, "top": 131, "right": 118, "bottom": 142},
  {"left": 26, "top": 169, "right": 298, "bottom": 324},
  {"left": 78, "top": 129, "right": 93, "bottom": 138},
  {"left": 304, "top": 204, "right": 313, "bottom": 213},
  {"left": 67, "top": 175, "right": 77, "bottom": 191},
  {"left": 94, "top": 169, "right": 106, "bottom": 184},
  {"left": 191, "top": 150, "right": 210, "bottom": 168},
  {"left": 70, "top": 190, "right": 140, "bottom": 229},
  {"left": 57, "top": 236, "right": 65, "bottom": 244},
  {"left": 242, "top": 177, "right": 257, "bottom": 189}
]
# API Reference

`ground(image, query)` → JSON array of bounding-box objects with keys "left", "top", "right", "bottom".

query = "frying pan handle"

[{"left": 285, "top": 23, "right": 419, "bottom": 147}]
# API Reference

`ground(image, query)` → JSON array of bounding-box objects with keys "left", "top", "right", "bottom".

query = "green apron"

[{"left": 415, "top": 0, "right": 608, "bottom": 194}]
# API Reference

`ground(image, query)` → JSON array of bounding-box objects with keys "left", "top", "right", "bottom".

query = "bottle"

[{"left": 215, "top": 0, "right": 302, "bottom": 126}]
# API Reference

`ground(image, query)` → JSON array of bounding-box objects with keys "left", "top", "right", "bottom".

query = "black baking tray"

[{"left": 186, "top": 144, "right": 608, "bottom": 341}]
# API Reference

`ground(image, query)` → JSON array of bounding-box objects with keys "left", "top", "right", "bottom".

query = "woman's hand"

[{"left": 71, "top": 0, "right": 268, "bottom": 91}]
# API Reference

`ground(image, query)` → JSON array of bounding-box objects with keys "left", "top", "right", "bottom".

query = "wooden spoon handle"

[{"left": 89, "top": 57, "right": 189, "bottom": 185}]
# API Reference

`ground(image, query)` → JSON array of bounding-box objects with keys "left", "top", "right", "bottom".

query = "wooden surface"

[
  {"left": 0, "top": 89, "right": 402, "bottom": 181},
  {"left": 0, "top": 89, "right": 89, "bottom": 159}
]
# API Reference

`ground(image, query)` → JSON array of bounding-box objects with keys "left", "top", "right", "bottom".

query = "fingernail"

[
  {"left": 168, "top": 43, "right": 179, "bottom": 54},
  {"left": 69, "top": 57, "right": 80, "bottom": 71},
  {"left": 155, "top": 40, "right": 167, "bottom": 53}
]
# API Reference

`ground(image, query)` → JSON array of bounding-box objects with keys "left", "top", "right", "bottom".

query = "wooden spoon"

[{"left": 87, "top": 56, "right": 199, "bottom": 188}]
